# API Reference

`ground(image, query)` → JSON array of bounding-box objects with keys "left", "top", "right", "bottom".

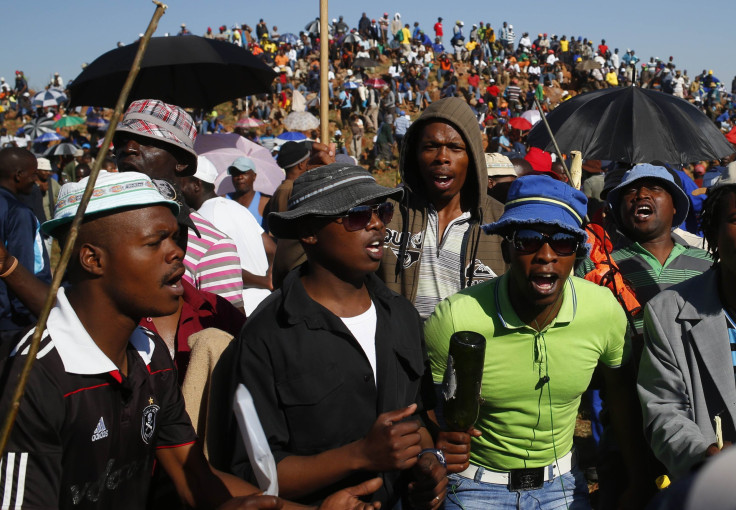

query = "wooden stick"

[
  {"left": 0, "top": 0, "right": 168, "bottom": 456},
  {"left": 533, "top": 95, "right": 573, "bottom": 183},
  {"left": 319, "top": 0, "right": 329, "bottom": 144}
]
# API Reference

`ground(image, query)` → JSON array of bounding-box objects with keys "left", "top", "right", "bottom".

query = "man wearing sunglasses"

[
  {"left": 424, "top": 175, "right": 649, "bottom": 509},
  {"left": 229, "top": 163, "right": 447, "bottom": 509},
  {"left": 378, "top": 97, "right": 507, "bottom": 320}
]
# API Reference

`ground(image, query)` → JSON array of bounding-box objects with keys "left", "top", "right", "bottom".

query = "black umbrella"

[
  {"left": 352, "top": 57, "right": 380, "bottom": 68},
  {"left": 527, "top": 86, "right": 734, "bottom": 165},
  {"left": 68, "top": 36, "right": 277, "bottom": 108}
]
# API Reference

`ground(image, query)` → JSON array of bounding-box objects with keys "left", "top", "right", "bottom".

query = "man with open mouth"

[
  {"left": 424, "top": 175, "right": 649, "bottom": 509},
  {"left": 577, "top": 163, "right": 712, "bottom": 337},
  {"left": 230, "top": 163, "right": 447, "bottom": 509},
  {"left": 378, "top": 97, "right": 507, "bottom": 320}
]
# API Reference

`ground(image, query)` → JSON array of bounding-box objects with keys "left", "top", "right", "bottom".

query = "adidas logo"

[{"left": 91, "top": 417, "right": 109, "bottom": 442}]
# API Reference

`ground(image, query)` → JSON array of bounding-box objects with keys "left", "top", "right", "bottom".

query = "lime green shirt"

[{"left": 425, "top": 274, "right": 629, "bottom": 470}]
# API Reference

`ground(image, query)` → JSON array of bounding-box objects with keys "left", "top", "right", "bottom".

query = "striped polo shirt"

[
  {"left": 183, "top": 212, "right": 244, "bottom": 310},
  {"left": 414, "top": 207, "right": 473, "bottom": 319},
  {"left": 577, "top": 233, "right": 712, "bottom": 332}
]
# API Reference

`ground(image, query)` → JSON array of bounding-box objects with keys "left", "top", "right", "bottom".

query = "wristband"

[
  {"left": 0, "top": 257, "right": 18, "bottom": 279},
  {"left": 418, "top": 448, "right": 446, "bottom": 468}
]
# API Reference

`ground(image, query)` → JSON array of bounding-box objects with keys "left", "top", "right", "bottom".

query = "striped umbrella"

[
  {"left": 44, "top": 142, "right": 80, "bottom": 157},
  {"left": 32, "top": 89, "right": 68, "bottom": 108},
  {"left": 23, "top": 117, "right": 55, "bottom": 138}
]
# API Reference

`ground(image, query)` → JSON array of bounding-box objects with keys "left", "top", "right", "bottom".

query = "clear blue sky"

[{"left": 3, "top": 0, "right": 735, "bottom": 91}]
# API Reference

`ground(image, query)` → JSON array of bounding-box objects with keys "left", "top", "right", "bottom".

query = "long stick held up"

[
  {"left": 319, "top": 0, "right": 329, "bottom": 144},
  {"left": 0, "top": 0, "right": 169, "bottom": 456}
]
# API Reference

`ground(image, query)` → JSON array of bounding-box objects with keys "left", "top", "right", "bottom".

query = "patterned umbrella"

[
  {"left": 23, "top": 117, "right": 56, "bottom": 138},
  {"left": 283, "top": 111, "right": 319, "bottom": 131},
  {"left": 32, "top": 89, "right": 68, "bottom": 108},
  {"left": 343, "top": 81, "right": 359, "bottom": 90},
  {"left": 343, "top": 32, "right": 362, "bottom": 44},
  {"left": 365, "top": 78, "right": 388, "bottom": 89},
  {"left": 53, "top": 116, "right": 86, "bottom": 128}
]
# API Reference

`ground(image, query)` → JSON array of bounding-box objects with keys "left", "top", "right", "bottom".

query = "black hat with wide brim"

[{"left": 269, "top": 163, "right": 403, "bottom": 239}]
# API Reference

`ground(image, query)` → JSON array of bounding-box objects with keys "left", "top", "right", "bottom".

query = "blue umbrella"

[
  {"left": 34, "top": 132, "right": 64, "bottom": 143},
  {"left": 279, "top": 33, "right": 299, "bottom": 45},
  {"left": 343, "top": 81, "right": 359, "bottom": 90},
  {"left": 276, "top": 131, "right": 307, "bottom": 141}
]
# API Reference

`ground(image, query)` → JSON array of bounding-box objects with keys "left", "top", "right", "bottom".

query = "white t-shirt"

[
  {"left": 340, "top": 302, "right": 378, "bottom": 383},
  {"left": 197, "top": 197, "right": 270, "bottom": 314}
]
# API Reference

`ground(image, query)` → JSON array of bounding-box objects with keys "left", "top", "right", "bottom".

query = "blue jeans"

[{"left": 445, "top": 467, "right": 590, "bottom": 510}]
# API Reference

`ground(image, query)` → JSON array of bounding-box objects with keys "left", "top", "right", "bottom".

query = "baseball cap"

[
  {"left": 269, "top": 163, "right": 403, "bottom": 239},
  {"left": 42, "top": 171, "right": 179, "bottom": 236},
  {"left": 228, "top": 156, "right": 257, "bottom": 175},
  {"left": 114, "top": 99, "right": 198, "bottom": 176},
  {"left": 193, "top": 156, "right": 218, "bottom": 184}
]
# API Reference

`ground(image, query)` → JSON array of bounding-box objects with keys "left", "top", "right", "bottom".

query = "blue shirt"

[{"left": 0, "top": 187, "right": 51, "bottom": 332}]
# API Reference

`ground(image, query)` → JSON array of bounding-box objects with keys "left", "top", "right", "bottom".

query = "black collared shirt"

[
  {"left": 0, "top": 289, "right": 196, "bottom": 509},
  {"left": 230, "top": 265, "right": 435, "bottom": 506}
]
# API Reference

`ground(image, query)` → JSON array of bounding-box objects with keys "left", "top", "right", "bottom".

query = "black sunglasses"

[
  {"left": 507, "top": 229, "right": 580, "bottom": 256},
  {"left": 326, "top": 202, "right": 394, "bottom": 231}
]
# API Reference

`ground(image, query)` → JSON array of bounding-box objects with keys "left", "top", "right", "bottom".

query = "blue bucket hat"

[
  {"left": 482, "top": 175, "right": 588, "bottom": 238},
  {"left": 607, "top": 163, "right": 689, "bottom": 229}
]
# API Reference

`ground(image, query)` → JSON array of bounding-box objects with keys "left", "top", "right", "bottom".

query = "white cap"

[{"left": 194, "top": 156, "right": 219, "bottom": 184}]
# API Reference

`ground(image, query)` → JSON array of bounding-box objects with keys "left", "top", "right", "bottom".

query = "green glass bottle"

[{"left": 442, "top": 331, "right": 486, "bottom": 431}]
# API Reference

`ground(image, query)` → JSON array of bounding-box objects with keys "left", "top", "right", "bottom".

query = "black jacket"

[{"left": 230, "top": 265, "right": 435, "bottom": 506}]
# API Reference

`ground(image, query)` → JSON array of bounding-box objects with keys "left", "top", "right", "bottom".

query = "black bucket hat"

[{"left": 268, "top": 163, "right": 402, "bottom": 239}]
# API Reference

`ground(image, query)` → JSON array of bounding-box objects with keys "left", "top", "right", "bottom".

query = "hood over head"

[{"left": 399, "top": 97, "right": 486, "bottom": 218}]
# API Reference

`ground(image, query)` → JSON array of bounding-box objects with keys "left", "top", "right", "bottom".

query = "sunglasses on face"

[
  {"left": 507, "top": 229, "right": 580, "bottom": 256},
  {"left": 326, "top": 202, "right": 394, "bottom": 231}
]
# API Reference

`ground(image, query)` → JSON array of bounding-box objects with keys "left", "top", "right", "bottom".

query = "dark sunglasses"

[
  {"left": 326, "top": 202, "right": 394, "bottom": 231},
  {"left": 507, "top": 229, "right": 580, "bottom": 256}
]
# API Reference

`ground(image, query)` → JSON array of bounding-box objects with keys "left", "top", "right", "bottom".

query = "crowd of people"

[{"left": 1, "top": 9, "right": 736, "bottom": 510}]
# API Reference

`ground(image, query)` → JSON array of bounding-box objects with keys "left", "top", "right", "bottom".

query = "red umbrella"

[
  {"left": 365, "top": 78, "right": 388, "bottom": 89},
  {"left": 509, "top": 117, "right": 533, "bottom": 131},
  {"left": 726, "top": 127, "right": 736, "bottom": 145}
]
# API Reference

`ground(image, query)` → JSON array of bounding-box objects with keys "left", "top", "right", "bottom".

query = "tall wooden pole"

[{"left": 319, "top": 0, "right": 329, "bottom": 143}]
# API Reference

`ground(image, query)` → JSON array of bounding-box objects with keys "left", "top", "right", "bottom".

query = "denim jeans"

[{"left": 445, "top": 467, "right": 590, "bottom": 510}]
